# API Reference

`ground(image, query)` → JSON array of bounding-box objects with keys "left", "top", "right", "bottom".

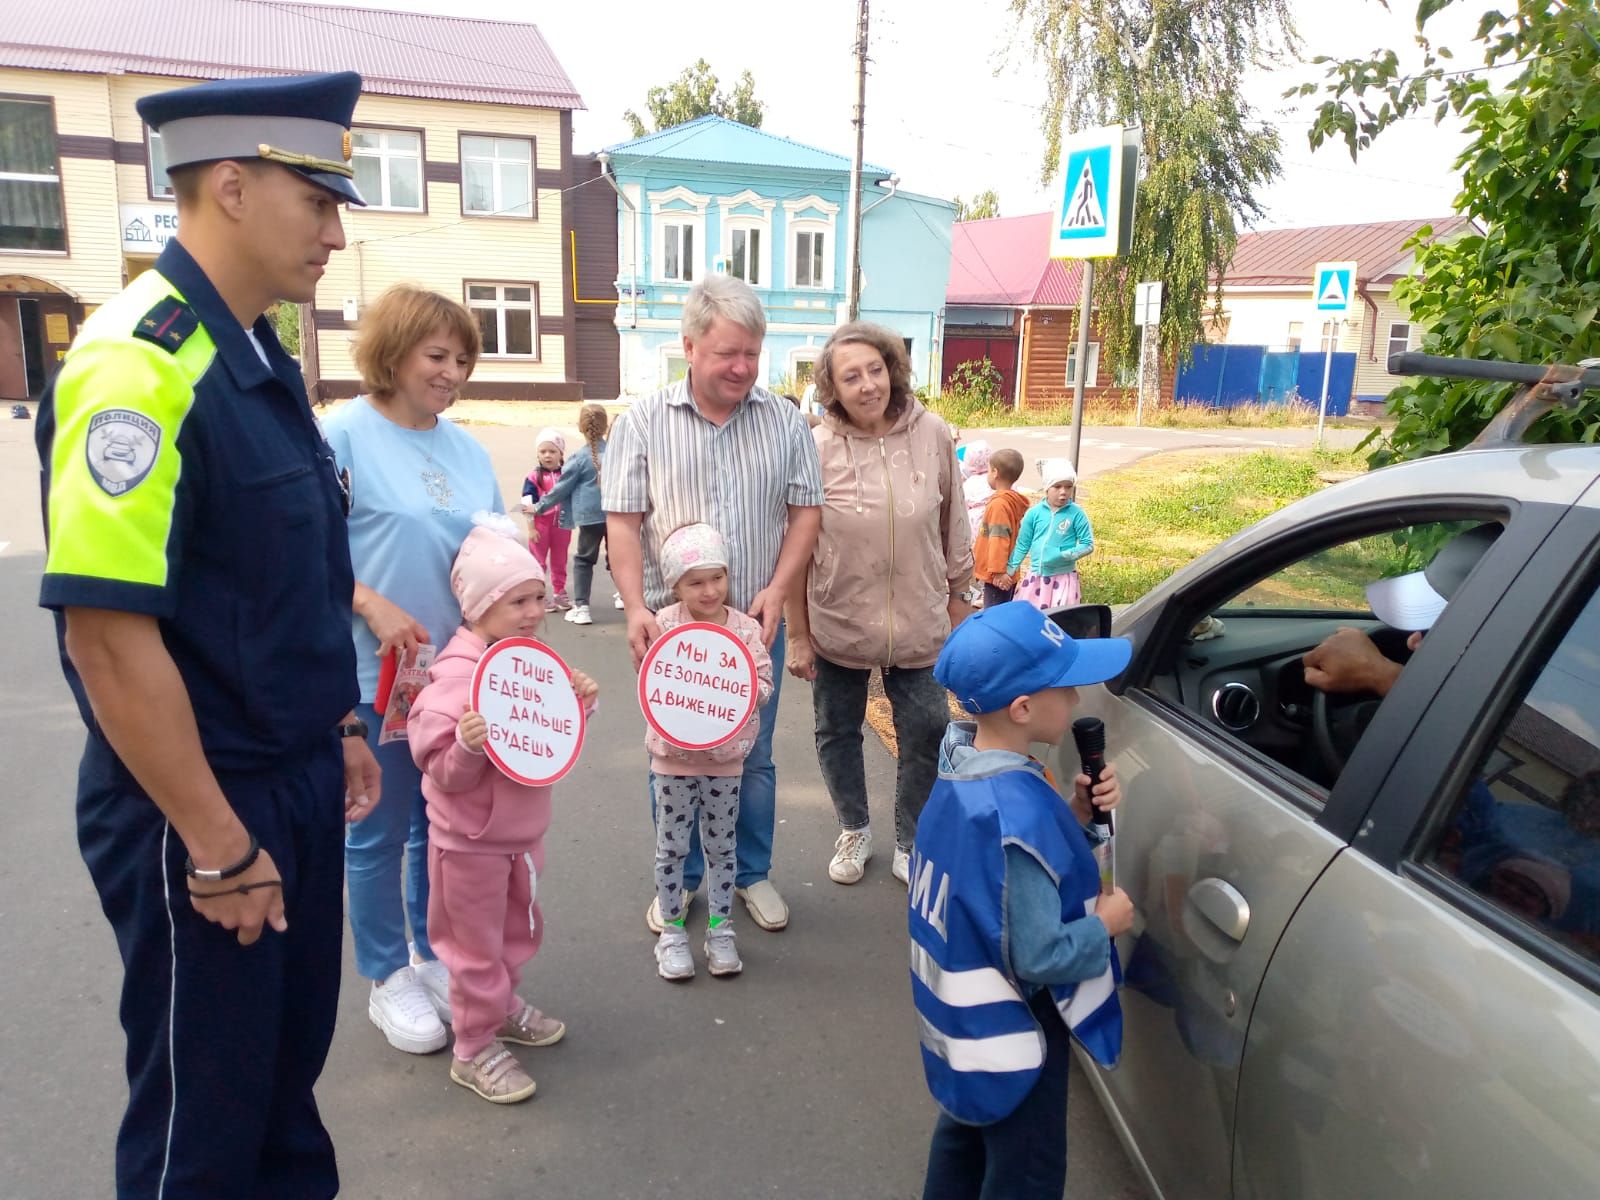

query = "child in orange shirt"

[{"left": 973, "top": 448, "right": 1031, "bottom": 609}]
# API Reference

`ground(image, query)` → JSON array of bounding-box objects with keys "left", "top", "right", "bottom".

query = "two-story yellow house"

[{"left": 1, "top": 0, "right": 587, "bottom": 401}]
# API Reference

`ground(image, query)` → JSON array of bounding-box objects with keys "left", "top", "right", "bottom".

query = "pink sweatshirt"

[
  {"left": 646, "top": 603, "right": 775, "bottom": 777},
  {"left": 408, "top": 626, "right": 557, "bottom": 857}
]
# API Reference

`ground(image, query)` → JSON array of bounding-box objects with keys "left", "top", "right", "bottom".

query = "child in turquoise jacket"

[{"left": 1004, "top": 457, "right": 1093, "bottom": 612}]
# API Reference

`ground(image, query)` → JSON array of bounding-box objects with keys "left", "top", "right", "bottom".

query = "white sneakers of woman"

[
  {"left": 564, "top": 604, "right": 592, "bottom": 625},
  {"left": 828, "top": 826, "right": 873, "bottom": 884},
  {"left": 369, "top": 964, "right": 447, "bottom": 1054},
  {"left": 892, "top": 846, "right": 911, "bottom": 887},
  {"left": 410, "top": 942, "right": 451, "bottom": 1023}
]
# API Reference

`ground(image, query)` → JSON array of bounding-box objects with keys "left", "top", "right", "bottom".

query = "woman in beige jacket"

[{"left": 785, "top": 323, "right": 975, "bottom": 887}]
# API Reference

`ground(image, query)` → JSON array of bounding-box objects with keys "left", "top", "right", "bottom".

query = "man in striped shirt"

[{"left": 605, "top": 275, "right": 824, "bottom": 933}]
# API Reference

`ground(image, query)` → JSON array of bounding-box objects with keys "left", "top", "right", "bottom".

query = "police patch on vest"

[{"left": 86, "top": 410, "right": 161, "bottom": 496}]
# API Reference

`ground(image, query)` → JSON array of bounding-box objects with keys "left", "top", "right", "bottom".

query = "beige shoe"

[
  {"left": 450, "top": 1042, "right": 536, "bottom": 1104},
  {"left": 499, "top": 1003, "right": 566, "bottom": 1047},
  {"left": 645, "top": 888, "right": 696, "bottom": 935},
  {"left": 736, "top": 879, "right": 789, "bottom": 930}
]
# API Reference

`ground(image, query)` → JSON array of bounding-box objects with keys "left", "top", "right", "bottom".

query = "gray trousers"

[
  {"left": 812, "top": 655, "right": 949, "bottom": 850},
  {"left": 653, "top": 774, "right": 741, "bottom": 922}
]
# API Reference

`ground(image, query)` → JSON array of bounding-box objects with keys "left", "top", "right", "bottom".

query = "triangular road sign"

[
  {"left": 1318, "top": 272, "right": 1347, "bottom": 307},
  {"left": 1062, "top": 160, "right": 1105, "bottom": 232}
]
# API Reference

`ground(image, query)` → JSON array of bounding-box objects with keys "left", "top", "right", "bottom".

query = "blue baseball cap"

[
  {"left": 935, "top": 601, "right": 1133, "bottom": 714},
  {"left": 137, "top": 72, "right": 367, "bottom": 206}
]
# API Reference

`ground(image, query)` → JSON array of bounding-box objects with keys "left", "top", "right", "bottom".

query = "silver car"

[{"left": 1051, "top": 442, "right": 1600, "bottom": 1198}]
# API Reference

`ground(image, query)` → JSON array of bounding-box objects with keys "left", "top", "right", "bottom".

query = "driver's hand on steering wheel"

[{"left": 1303, "top": 627, "right": 1405, "bottom": 697}]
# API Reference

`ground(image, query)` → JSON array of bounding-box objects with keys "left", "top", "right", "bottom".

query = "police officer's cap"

[{"left": 136, "top": 72, "right": 367, "bottom": 206}]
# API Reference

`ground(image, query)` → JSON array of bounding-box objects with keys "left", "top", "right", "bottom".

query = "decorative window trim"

[
  {"left": 1065, "top": 341, "right": 1101, "bottom": 389},
  {"left": 789, "top": 219, "right": 833, "bottom": 291},
  {"left": 782, "top": 193, "right": 840, "bottom": 219},
  {"left": 648, "top": 186, "right": 709, "bottom": 284}
]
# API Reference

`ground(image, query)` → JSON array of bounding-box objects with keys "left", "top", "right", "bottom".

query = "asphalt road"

[{"left": 0, "top": 409, "right": 1151, "bottom": 1199}]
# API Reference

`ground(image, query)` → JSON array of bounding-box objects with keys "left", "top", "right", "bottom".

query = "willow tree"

[{"left": 1009, "top": 1, "right": 1295, "bottom": 378}]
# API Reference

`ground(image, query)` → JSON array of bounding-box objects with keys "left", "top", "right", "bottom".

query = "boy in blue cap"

[
  {"left": 37, "top": 72, "right": 371, "bottom": 1199},
  {"left": 911, "top": 600, "right": 1136, "bottom": 1199}
]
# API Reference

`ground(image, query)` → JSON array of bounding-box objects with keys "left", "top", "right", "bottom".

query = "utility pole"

[{"left": 844, "top": 0, "right": 869, "bottom": 322}]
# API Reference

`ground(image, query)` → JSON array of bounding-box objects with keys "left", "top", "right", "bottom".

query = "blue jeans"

[
  {"left": 648, "top": 624, "right": 782, "bottom": 891},
  {"left": 345, "top": 702, "right": 434, "bottom": 980},
  {"left": 921, "top": 989, "right": 1070, "bottom": 1200}
]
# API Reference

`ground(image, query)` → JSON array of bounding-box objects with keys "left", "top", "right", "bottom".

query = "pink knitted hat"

[
  {"left": 660, "top": 523, "right": 729, "bottom": 590},
  {"left": 451, "top": 512, "right": 546, "bottom": 622},
  {"left": 535, "top": 427, "right": 565, "bottom": 454}
]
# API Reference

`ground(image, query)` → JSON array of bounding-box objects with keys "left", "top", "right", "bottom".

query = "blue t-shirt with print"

[{"left": 322, "top": 396, "right": 503, "bottom": 703}]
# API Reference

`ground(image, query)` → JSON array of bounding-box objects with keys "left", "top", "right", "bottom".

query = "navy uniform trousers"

[{"left": 77, "top": 733, "right": 345, "bottom": 1200}]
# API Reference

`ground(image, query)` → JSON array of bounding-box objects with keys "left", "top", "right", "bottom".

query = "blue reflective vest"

[{"left": 908, "top": 765, "right": 1122, "bottom": 1125}]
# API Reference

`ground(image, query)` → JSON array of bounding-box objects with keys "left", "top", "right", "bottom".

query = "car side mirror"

[{"left": 1049, "top": 603, "right": 1111, "bottom": 641}]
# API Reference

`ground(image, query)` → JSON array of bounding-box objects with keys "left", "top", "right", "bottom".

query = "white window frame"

[
  {"left": 649, "top": 186, "right": 709, "bottom": 285},
  {"left": 788, "top": 345, "right": 820, "bottom": 387},
  {"left": 1065, "top": 341, "right": 1101, "bottom": 389},
  {"left": 1286, "top": 320, "right": 1303, "bottom": 352},
  {"left": 726, "top": 221, "right": 765, "bottom": 286},
  {"left": 1387, "top": 321, "right": 1412, "bottom": 363},
  {"left": 661, "top": 220, "right": 697, "bottom": 283},
  {"left": 465, "top": 282, "right": 539, "bottom": 359},
  {"left": 783, "top": 194, "right": 840, "bottom": 290},
  {"left": 718, "top": 190, "right": 773, "bottom": 289},
  {"left": 461, "top": 135, "right": 534, "bottom": 219},
  {"left": 145, "top": 126, "right": 172, "bottom": 199},
  {"left": 351, "top": 126, "right": 424, "bottom": 212},
  {"left": 1319, "top": 320, "right": 1339, "bottom": 355},
  {"left": 0, "top": 96, "right": 66, "bottom": 254},
  {"left": 661, "top": 345, "right": 688, "bottom": 387}
]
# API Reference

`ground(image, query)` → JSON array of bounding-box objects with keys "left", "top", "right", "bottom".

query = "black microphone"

[{"left": 1072, "top": 716, "right": 1112, "bottom": 836}]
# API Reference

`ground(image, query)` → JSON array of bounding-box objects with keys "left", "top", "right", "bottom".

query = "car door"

[
  {"left": 1232, "top": 502, "right": 1600, "bottom": 1199},
  {"left": 1057, "top": 499, "right": 1553, "bottom": 1200}
]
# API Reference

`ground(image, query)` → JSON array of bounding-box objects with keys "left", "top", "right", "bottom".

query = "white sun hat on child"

[
  {"left": 451, "top": 511, "right": 545, "bottom": 622},
  {"left": 1038, "top": 457, "right": 1077, "bottom": 488},
  {"left": 660, "top": 523, "right": 729, "bottom": 590},
  {"left": 535, "top": 427, "right": 565, "bottom": 453}
]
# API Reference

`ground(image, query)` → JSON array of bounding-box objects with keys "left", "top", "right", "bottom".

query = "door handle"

[{"left": 1187, "top": 877, "right": 1250, "bottom": 942}]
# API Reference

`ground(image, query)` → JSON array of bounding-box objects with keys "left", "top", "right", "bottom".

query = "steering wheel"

[{"left": 1311, "top": 689, "right": 1384, "bottom": 778}]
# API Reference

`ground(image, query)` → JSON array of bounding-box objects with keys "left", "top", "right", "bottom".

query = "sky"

[{"left": 303, "top": 0, "right": 1496, "bottom": 230}]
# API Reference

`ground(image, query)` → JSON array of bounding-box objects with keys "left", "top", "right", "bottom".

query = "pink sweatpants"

[
  {"left": 428, "top": 845, "right": 545, "bottom": 1061},
  {"left": 529, "top": 512, "right": 571, "bottom": 596}
]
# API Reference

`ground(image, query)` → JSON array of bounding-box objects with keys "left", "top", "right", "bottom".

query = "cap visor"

[
  {"left": 1048, "top": 636, "right": 1132, "bottom": 688},
  {"left": 1365, "top": 571, "right": 1447, "bottom": 631},
  {"left": 300, "top": 168, "right": 366, "bottom": 206}
]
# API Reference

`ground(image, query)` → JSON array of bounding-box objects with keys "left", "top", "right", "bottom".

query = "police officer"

[{"left": 36, "top": 73, "right": 378, "bottom": 1199}]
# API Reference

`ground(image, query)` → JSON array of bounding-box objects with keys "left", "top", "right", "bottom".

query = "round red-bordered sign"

[
  {"left": 469, "top": 637, "right": 585, "bottom": 786},
  {"left": 637, "top": 622, "right": 760, "bottom": 751}
]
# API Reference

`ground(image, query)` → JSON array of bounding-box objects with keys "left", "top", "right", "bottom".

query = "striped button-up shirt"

[{"left": 603, "top": 378, "right": 824, "bottom": 612}]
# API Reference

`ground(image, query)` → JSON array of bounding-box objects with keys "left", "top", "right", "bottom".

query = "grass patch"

[
  {"left": 922, "top": 389, "right": 1378, "bottom": 432},
  {"left": 1071, "top": 447, "right": 1366, "bottom": 605}
]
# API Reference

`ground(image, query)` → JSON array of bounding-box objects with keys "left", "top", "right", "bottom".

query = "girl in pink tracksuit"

[
  {"left": 408, "top": 514, "right": 598, "bottom": 1104},
  {"left": 521, "top": 427, "right": 572, "bottom": 610}
]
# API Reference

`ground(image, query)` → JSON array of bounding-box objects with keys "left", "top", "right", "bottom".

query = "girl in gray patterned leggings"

[{"left": 645, "top": 525, "right": 775, "bottom": 981}]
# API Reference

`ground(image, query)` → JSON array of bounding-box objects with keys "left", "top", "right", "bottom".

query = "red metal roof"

[
  {"left": 1, "top": 0, "right": 584, "bottom": 111},
  {"left": 946, "top": 213, "right": 1085, "bottom": 308},
  {"left": 1225, "top": 217, "right": 1474, "bottom": 286}
]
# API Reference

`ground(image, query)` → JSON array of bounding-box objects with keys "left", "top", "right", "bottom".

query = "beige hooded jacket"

[{"left": 804, "top": 397, "right": 974, "bottom": 670}]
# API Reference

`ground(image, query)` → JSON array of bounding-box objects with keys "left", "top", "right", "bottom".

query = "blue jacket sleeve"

[
  {"left": 1004, "top": 844, "right": 1110, "bottom": 987},
  {"left": 532, "top": 451, "right": 588, "bottom": 515},
  {"left": 1068, "top": 504, "right": 1095, "bottom": 563},
  {"left": 1007, "top": 505, "right": 1039, "bottom": 575}
]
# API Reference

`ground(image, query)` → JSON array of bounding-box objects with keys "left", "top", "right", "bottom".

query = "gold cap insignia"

[{"left": 342, "top": 130, "right": 352, "bottom": 162}]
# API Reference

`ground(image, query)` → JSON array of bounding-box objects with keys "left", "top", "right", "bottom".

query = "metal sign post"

[
  {"left": 1311, "top": 261, "right": 1356, "bottom": 449},
  {"left": 1050, "top": 124, "right": 1138, "bottom": 472}
]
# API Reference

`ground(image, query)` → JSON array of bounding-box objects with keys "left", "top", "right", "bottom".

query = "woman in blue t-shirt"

[{"left": 321, "top": 285, "right": 503, "bottom": 1058}]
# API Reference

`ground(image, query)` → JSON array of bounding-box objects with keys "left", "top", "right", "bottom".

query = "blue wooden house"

[{"left": 596, "top": 116, "right": 955, "bottom": 396}]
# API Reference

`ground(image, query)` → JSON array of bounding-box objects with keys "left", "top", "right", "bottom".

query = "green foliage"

[
  {"left": 623, "top": 59, "right": 765, "bottom": 138},
  {"left": 269, "top": 302, "right": 300, "bottom": 357},
  {"left": 1007, "top": 0, "right": 1296, "bottom": 375},
  {"left": 1300, "top": 1, "right": 1600, "bottom": 463},
  {"left": 954, "top": 190, "right": 1002, "bottom": 221}
]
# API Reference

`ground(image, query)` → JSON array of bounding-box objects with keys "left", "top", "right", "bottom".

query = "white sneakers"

[
  {"left": 828, "top": 827, "right": 874, "bottom": 884},
  {"left": 410, "top": 943, "right": 451, "bottom": 1024},
  {"left": 613, "top": 591, "right": 625, "bottom": 609},
  {"left": 369, "top": 964, "right": 447, "bottom": 1054},
  {"left": 564, "top": 604, "right": 593, "bottom": 625},
  {"left": 656, "top": 926, "right": 694, "bottom": 980},
  {"left": 892, "top": 846, "right": 911, "bottom": 886}
]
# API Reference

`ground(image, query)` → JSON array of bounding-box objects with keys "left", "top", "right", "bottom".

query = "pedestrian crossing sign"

[
  {"left": 1313, "top": 261, "right": 1357, "bottom": 313},
  {"left": 1048, "top": 124, "right": 1134, "bottom": 260}
]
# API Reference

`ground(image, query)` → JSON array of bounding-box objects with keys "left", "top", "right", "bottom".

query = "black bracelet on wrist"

[{"left": 185, "top": 833, "right": 260, "bottom": 882}]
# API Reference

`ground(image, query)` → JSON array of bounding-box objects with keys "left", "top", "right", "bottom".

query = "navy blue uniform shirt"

[{"left": 38, "top": 239, "right": 358, "bottom": 773}]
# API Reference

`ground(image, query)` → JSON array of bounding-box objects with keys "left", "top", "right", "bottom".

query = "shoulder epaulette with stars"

[{"left": 131, "top": 297, "right": 200, "bottom": 354}]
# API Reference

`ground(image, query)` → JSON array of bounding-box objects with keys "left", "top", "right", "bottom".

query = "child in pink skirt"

[
  {"left": 1003, "top": 457, "right": 1094, "bottom": 612},
  {"left": 408, "top": 514, "right": 598, "bottom": 1104},
  {"left": 521, "top": 428, "right": 572, "bottom": 610}
]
